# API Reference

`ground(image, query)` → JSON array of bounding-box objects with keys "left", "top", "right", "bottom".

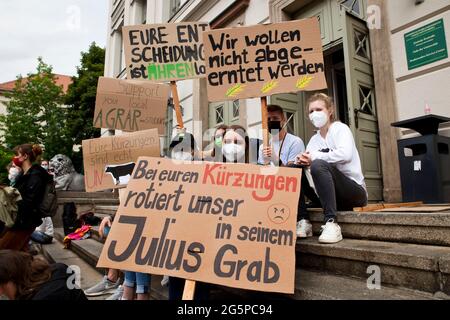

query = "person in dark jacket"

[
  {"left": 0, "top": 144, "right": 50, "bottom": 251},
  {"left": 0, "top": 249, "right": 87, "bottom": 300}
]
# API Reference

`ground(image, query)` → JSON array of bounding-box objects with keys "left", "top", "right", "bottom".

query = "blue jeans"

[
  {"left": 123, "top": 271, "right": 151, "bottom": 294},
  {"left": 30, "top": 231, "right": 53, "bottom": 244}
]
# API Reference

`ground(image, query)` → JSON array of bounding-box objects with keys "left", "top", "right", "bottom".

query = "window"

[
  {"left": 354, "top": 29, "right": 370, "bottom": 60},
  {"left": 359, "top": 85, "right": 375, "bottom": 116},
  {"left": 285, "top": 111, "right": 296, "bottom": 134},
  {"left": 115, "top": 29, "right": 125, "bottom": 77},
  {"left": 340, "top": 0, "right": 361, "bottom": 17},
  {"left": 170, "top": 0, "right": 181, "bottom": 16},
  {"left": 232, "top": 100, "right": 240, "bottom": 119},
  {"left": 141, "top": 0, "right": 147, "bottom": 23},
  {"left": 215, "top": 105, "right": 224, "bottom": 124}
]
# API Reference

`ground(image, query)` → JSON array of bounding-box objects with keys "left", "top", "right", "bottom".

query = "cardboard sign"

[
  {"left": 93, "top": 77, "right": 171, "bottom": 134},
  {"left": 123, "top": 22, "right": 210, "bottom": 81},
  {"left": 82, "top": 129, "right": 160, "bottom": 192},
  {"left": 97, "top": 157, "right": 301, "bottom": 294},
  {"left": 203, "top": 18, "right": 327, "bottom": 101}
]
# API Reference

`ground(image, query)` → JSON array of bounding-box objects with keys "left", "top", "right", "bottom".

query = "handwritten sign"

[
  {"left": 93, "top": 77, "right": 171, "bottom": 134},
  {"left": 123, "top": 22, "right": 210, "bottom": 81},
  {"left": 203, "top": 18, "right": 327, "bottom": 101},
  {"left": 82, "top": 129, "right": 160, "bottom": 192},
  {"left": 97, "top": 157, "right": 301, "bottom": 294}
]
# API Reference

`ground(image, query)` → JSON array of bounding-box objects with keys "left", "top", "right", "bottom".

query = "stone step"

[
  {"left": 53, "top": 229, "right": 446, "bottom": 300},
  {"left": 56, "top": 191, "right": 119, "bottom": 199},
  {"left": 53, "top": 201, "right": 120, "bottom": 229},
  {"left": 93, "top": 205, "right": 119, "bottom": 215},
  {"left": 57, "top": 198, "right": 120, "bottom": 206},
  {"left": 84, "top": 207, "right": 450, "bottom": 246},
  {"left": 296, "top": 237, "right": 450, "bottom": 295},
  {"left": 309, "top": 211, "right": 450, "bottom": 246},
  {"left": 54, "top": 229, "right": 103, "bottom": 269},
  {"left": 218, "top": 269, "right": 439, "bottom": 300}
]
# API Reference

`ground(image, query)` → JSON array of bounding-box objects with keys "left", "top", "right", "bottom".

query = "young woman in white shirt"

[{"left": 295, "top": 93, "right": 367, "bottom": 244}]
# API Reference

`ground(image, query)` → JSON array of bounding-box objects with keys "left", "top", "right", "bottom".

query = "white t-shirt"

[
  {"left": 258, "top": 133, "right": 305, "bottom": 165},
  {"left": 306, "top": 122, "right": 366, "bottom": 188}
]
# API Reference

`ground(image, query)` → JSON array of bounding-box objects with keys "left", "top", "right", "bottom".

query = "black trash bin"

[{"left": 392, "top": 115, "right": 450, "bottom": 204}]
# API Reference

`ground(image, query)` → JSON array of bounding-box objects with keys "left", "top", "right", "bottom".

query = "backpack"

[
  {"left": 39, "top": 177, "right": 58, "bottom": 218},
  {"left": 62, "top": 202, "right": 80, "bottom": 236}
]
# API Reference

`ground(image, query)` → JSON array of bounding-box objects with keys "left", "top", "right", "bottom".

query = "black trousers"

[{"left": 296, "top": 159, "right": 367, "bottom": 222}]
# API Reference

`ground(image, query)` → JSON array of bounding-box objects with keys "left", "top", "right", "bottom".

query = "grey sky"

[{"left": 0, "top": 0, "right": 108, "bottom": 83}]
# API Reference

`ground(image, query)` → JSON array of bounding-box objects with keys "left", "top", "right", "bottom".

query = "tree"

[
  {"left": 0, "top": 145, "right": 14, "bottom": 185},
  {"left": 0, "top": 57, "right": 71, "bottom": 160},
  {"left": 65, "top": 42, "right": 105, "bottom": 172}
]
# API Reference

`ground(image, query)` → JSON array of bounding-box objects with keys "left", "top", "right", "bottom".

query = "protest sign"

[
  {"left": 82, "top": 129, "right": 160, "bottom": 192},
  {"left": 97, "top": 157, "right": 301, "bottom": 294},
  {"left": 203, "top": 17, "right": 327, "bottom": 101},
  {"left": 123, "top": 22, "right": 210, "bottom": 81},
  {"left": 93, "top": 77, "right": 171, "bottom": 134}
]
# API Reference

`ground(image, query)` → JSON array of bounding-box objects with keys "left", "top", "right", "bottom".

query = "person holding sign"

[
  {"left": 222, "top": 125, "right": 250, "bottom": 164},
  {"left": 257, "top": 105, "right": 305, "bottom": 166},
  {"left": 201, "top": 124, "right": 228, "bottom": 162},
  {"left": 169, "top": 131, "right": 198, "bottom": 161},
  {"left": 295, "top": 93, "right": 367, "bottom": 244}
]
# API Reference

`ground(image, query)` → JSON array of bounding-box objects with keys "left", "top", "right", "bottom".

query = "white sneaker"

[
  {"left": 318, "top": 219, "right": 343, "bottom": 244},
  {"left": 296, "top": 219, "right": 313, "bottom": 238}
]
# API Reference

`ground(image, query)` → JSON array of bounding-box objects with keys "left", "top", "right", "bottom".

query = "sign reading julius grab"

[
  {"left": 123, "top": 22, "right": 209, "bottom": 81},
  {"left": 82, "top": 129, "right": 160, "bottom": 192},
  {"left": 97, "top": 157, "right": 301, "bottom": 293},
  {"left": 203, "top": 17, "right": 327, "bottom": 101}
]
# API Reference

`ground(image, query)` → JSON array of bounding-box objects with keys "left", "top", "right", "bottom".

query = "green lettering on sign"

[
  {"left": 147, "top": 63, "right": 195, "bottom": 80},
  {"left": 405, "top": 19, "right": 448, "bottom": 70}
]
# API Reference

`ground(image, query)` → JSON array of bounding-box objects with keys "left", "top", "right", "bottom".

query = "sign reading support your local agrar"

[
  {"left": 93, "top": 77, "right": 171, "bottom": 134},
  {"left": 82, "top": 129, "right": 160, "bottom": 192},
  {"left": 203, "top": 17, "right": 327, "bottom": 101},
  {"left": 97, "top": 157, "right": 301, "bottom": 294},
  {"left": 123, "top": 22, "right": 210, "bottom": 81}
]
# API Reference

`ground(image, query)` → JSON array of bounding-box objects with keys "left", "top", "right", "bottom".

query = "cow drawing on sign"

[{"left": 105, "top": 162, "right": 136, "bottom": 185}]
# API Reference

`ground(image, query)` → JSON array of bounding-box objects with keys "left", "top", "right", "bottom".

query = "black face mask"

[{"left": 268, "top": 120, "right": 282, "bottom": 134}]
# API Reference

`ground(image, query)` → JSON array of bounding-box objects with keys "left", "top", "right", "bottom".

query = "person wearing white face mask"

[
  {"left": 169, "top": 131, "right": 198, "bottom": 162},
  {"left": 295, "top": 93, "right": 367, "bottom": 244},
  {"left": 222, "top": 125, "right": 249, "bottom": 164}
]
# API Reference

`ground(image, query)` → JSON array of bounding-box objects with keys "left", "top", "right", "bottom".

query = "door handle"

[{"left": 354, "top": 108, "right": 360, "bottom": 129}]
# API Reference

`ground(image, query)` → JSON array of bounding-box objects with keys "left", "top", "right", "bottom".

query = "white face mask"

[
  {"left": 41, "top": 165, "right": 48, "bottom": 171},
  {"left": 171, "top": 151, "right": 193, "bottom": 161},
  {"left": 222, "top": 143, "right": 245, "bottom": 162},
  {"left": 309, "top": 111, "right": 329, "bottom": 128},
  {"left": 8, "top": 167, "right": 22, "bottom": 183}
]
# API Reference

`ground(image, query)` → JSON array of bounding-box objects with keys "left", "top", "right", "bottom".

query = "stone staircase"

[{"left": 42, "top": 192, "right": 450, "bottom": 300}]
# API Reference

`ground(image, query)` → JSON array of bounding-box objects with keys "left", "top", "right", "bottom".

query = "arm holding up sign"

[{"left": 258, "top": 105, "right": 305, "bottom": 166}]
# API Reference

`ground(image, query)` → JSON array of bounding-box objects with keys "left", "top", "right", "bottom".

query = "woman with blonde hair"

[
  {"left": 295, "top": 93, "right": 367, "bottom": 244},
  {"left": 0, "top": 144, "right": 51, "bottom": 251}
]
